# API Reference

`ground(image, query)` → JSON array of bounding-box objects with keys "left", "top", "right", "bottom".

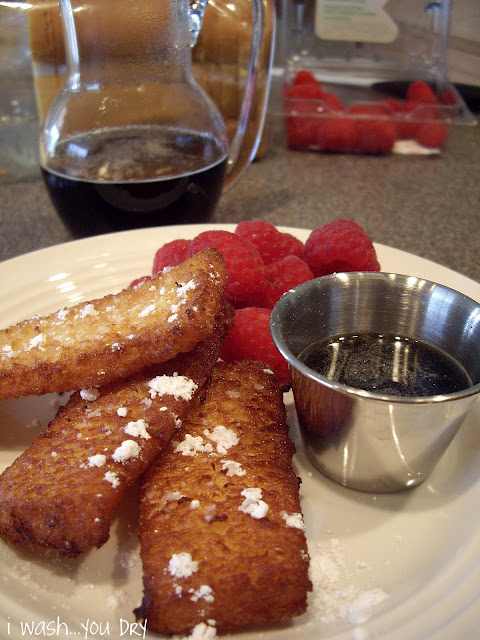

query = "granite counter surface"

[{"left": 0, "top": 118, "right": 478, "bottom": 283}]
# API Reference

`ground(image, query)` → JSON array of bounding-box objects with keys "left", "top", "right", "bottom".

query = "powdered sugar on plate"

[{"left": 308, "top": 536, "right": 388, "bottom": 631}]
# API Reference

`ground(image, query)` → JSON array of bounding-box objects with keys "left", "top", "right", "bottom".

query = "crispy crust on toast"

[
  {"left": 135, "top": 361, "right": 311, "bottom": 635},
  {"left": 0, "top": 303, "right": 233, "bottom": 556},
  {"left": 0, "top": 248, "right": 226, "bottom": 399}
]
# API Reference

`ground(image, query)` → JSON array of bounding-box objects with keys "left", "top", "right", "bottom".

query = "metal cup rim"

[{"left": 270, "top": 271, "right": 480, "bottom": 405}]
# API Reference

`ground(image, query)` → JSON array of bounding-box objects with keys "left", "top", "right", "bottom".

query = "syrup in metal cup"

[{"left": 270, "top": 272, "right": 480, "bottom": 493}]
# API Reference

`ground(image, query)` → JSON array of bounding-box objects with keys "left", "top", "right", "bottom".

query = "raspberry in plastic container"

[
  {"left": 285, "top": 113, "right": 320, "bottom": 149},
  {"left": 356, "top": 119, "right": 396, "bottom": 154},
  {"left": 345, "top": 105, "right": 396, "bottom": 154},
  {"left": 395, "top": 102, "right": 420, "bottom": 139},
  {"left": 261, "top": 255, "right": 314, "bottom": 309},
  {"left": 292, "top": 69, "right": 319, "bottom": 86},
  {"left": 284, "top": 78, "right": 325, "bottom": 149},
  {"left": 287, "top": 82, "right": 324, "bottom": 100},
  {"left": 304, "top": 219, "right": 380, "bottom": 277},
  {"left": 235, "top": 220, "right": 304, "bottom": 264},
  {"left": 415, "top": 121, "right": 448, "bottom": 148},
  {"left": 220, "top": 307, "right": 290, "bottom": 388},
  {"left": 188, "top": 230, "right": 267, "bottom": 305},
  {"left": 317, "top": 117, "right": 359, "bottom": 153},
  {"left": 321, "top": 92, "right": 344, "bottom": 112},
  {"left": 406, "top": 80, "right": 438, "bottom": 105},
  {"left": 152, "top": 239, "right": 191, "bottom": 273}
]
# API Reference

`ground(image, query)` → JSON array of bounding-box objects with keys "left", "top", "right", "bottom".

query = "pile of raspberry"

[
  {"left": 141, "top": 219, "right": 380, "bottom": 388},
  {"left": 285, "top": 71, "right": 453, "bottom": 154}
]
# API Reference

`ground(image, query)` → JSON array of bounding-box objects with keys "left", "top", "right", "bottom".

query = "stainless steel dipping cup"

[{"left": 270, "top": 272, "right": 480, "bottom": 493}]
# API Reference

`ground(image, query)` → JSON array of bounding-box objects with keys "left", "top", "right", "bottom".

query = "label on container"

[{"left": 315, "top": 0, "right": 398, "bottom": 43}]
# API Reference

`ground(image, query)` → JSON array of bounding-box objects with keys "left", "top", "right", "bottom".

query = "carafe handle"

[
  {"left": 225, "top": 0, "right": 271, "bottom": 190},
  {"left": 192, "top": 0, "right": 275, "bottom": 191}
]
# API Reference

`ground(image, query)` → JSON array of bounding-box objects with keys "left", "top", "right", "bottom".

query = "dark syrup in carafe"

[
  {"left": 299, "top": 332, "right": 472, "bottom": 397},
  {"left": 41, "top": 125, "right": 228, "bottom": 237}
]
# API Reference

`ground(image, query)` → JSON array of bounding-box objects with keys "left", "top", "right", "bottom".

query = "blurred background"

[
  {"left": 0, "top": 0, "right": 478, "bottom": 282},
  {"left": 273, "top": 0, "right": 480, "bottom": 108},
  {"left": 273, "top": 0, "right": 480, "bottom": 83}
]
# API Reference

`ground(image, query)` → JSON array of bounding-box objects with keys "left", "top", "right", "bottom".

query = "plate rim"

[
  {"left": 1, "top": 224, "right": 478, "bottom": 299},
  {"left": 0, "top": 223, "right": 479, "bottom": 640}
]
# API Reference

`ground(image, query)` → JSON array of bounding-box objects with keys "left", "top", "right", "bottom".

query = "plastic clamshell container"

[{"left": 277, "top": 0, "right": 477, "bottom": 155}]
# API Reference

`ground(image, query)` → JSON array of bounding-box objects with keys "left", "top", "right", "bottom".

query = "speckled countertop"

[{"left": 0, "top": 116, "right": 479, "bottom": 283}]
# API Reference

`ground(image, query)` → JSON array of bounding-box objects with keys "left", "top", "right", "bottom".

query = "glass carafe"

[{"left": 40, "top": 0, "right": 269, "bottom": 237}]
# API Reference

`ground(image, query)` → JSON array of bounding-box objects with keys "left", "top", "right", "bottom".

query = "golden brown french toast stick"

[
  {"left": 0, "top": 248, "right": 226, "bottom": 400},
  {"left": 0, "top": 303, "right": 232, "bottom": 556},
  {"left": 135, "top": 361, "right": 311, "bottom": 636}
]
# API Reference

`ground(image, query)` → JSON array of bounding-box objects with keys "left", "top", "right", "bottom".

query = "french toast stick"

[
  {"left": 0, "top": 248, "right": 226, "bottom": 400},
  {"left": 0, "top": 302, "right": 233, "bottom": 556},
  {"left": 135, "top": 361, "right": 311, "bottom": 636}
]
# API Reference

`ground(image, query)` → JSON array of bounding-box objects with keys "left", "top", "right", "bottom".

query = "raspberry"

[
  {"left": 285, "top": 114, "right": 319, "bottom": 149},
  {"left": 412, "top": 104, "right": 439, "bottom": 121},
  {"left": 188, "top": 230, "right": 266, "bottom": 305},
  {"left": 304, "top": 219, "right": 380, "bottom": 277},
  {"left": 129, "top": 275, "right": 151, "bottom": 288},
  {"left": 321, "top": 92, "right": 344, "bottom": 112},
  {"left": 348, "top": 103, "right": 389, "bottom": 117},
  {"left": 415, "top": 121, "right": 448, "bottom": 148},
  {"left": 345, "top": 104, "right": 396, "bottom": 154},
  {"left": 261, "top": 255, "right": 314, "bottom": 309},
  {"left": 235, "top": 220, "right": 278, "bottom": 261},
  {"left": 356, "top": 119, "right": 396, "bottom": 154},
  {"left": 277, "top": 231, "right": 305, "bottom": 261},
  {"left": 406, "top": 81, "right": 438, "bottom": 105},
  {"left": 235, "top": 220, "right": 304, "bottom": 264},
  {"left": 287, "top": 82, "right": 324, "bottom": 100},
  {"left": 292, "top": 69, "right": 319, "bottom": 86},
  {"left": 220, "top": 307, "right": 290, "bottom": 387},
  {"left": 395, "top": 101, "right": 420, "bottom": 139},
  {"left": 284, "top": 82, "right": 324, "bottom": 149},
  {"left": 378, "top": 99, "right": 401, "bottom": 113},
  {"left": 438, "top": 87, "right": 457, "bottom": 105},
  {"left": 317, "top": 117, "right": 358, "bottom": 152},
  {"left": 152, "top": 239, "right": 191, "bottom": 273}
]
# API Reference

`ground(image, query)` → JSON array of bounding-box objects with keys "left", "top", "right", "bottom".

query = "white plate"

[{"left": 0, "top": 224, "right": 479, "bottom": 640}]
